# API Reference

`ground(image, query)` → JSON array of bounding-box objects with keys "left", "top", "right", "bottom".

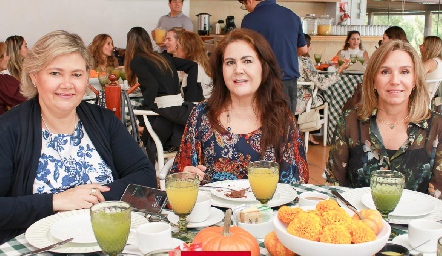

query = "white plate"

[
  {"left": 210, "top": 180, "right": 262, "bottom": 202},
  {"left": 167, "top": 207, "right": 224, "bottom": 228},
  {"left": 25, "top": 209, "right": 147, "bottom": 254},
  {"left": 361, "top": 189, "right": 436, "bottom": 217},
  {"left": 50, "top": 214, "right": 95, "bottom": 244},
  {"left": 342, "top": 70, "right": 365, "bottom": 75},
  {"left": 205, "top": 181, "right": 297, "bottom": 208},
  {"left": 339, "top": 187, "right": 442, "bottom": 224},
  {"left": 123, "top": 238, "right": 183, "bottom": 255},
  {"left": 392, "top": 234, "right": 436, "bottom": 256}
]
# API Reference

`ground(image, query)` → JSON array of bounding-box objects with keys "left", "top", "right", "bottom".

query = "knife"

[
  {"left": 331, "top": 190, "right": 364, "bottom": 220},
  {"left": 20, "top": 237, "right": 73, "bottom": 256}
]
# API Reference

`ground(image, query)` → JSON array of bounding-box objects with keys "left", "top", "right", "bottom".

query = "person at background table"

[
  {"left": 124, "top": 27, "right": 201, "bottom": 163},
  {"left": 240, "top": 0, "right": 307, "bottom": 115},
  {"left": 5, "top": 35, "right": 29, "bottom": 80},
  {"left": 382, "top": 26, "right": 409, "bottom": 44},
  {"left": 152, "top": 0, "right": 193, "bottom": 50},
  {"left": 164, "top": 27, "right": 185, "bottom": 56},
  {"left": 326, "top": 40, "right": 442, "bottom": 199},
  {"left": 0, "top": 30, "right": 157, "bottom": 244},
  {"left": 0, "top": 42, "right": 26, "bottom": 115},
  {"left": 88, "top": 34, "right": 119, "bottom": 73},
  {"left": 297, "top": 34, "right": 348, "bottom": 145},
  {"left": 176, "top": 31, "right": 213, "bottom": 99},
  {"left": 336, "top": 30, "right": 369, "bottom": 61},
  {"left": 170, "top": 28, "right": 309, "bottom": 185},
  {"left": 419, "top": 36, "right": 442, "bottom": 97}
]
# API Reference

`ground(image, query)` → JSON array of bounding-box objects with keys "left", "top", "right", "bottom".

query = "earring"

[
  {"left": 33, "top": 83, "right": 36, "bottom": 88},
  {"left": 176, "top": 45, "right": 179, "bottom": 50}
]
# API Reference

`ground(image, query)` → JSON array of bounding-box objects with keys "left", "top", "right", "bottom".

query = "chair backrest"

[
  {"left": 298, "top": 81, "right": 316, "bottom": 113},
  {"left": 132, "top": 110, "right": 167, "bottom": 189},
  {"left": 427, "top": 79, "right": 442, "bottom": 101}
]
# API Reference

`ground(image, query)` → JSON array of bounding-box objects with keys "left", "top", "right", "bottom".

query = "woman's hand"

[
  {"left": 52, "top": 184, "right": 110, "bottom": 212},
  {"left": 183, "top": 165, "right": 207, "bottom": 181}
]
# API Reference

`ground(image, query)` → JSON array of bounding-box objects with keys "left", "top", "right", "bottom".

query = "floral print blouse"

[
  {"left": 326, "top": 109, "right": 442, "bottom": 198},
  {"left": 170, "top": 102, "right": 309, "bottom": 185},
  {"left": 296, "top": 56, "right": 341, "bottom": 115}
]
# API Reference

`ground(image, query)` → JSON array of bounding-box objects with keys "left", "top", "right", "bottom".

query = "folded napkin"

[{"left": 345, "top": 62, "right": 366, "bottom": 72}]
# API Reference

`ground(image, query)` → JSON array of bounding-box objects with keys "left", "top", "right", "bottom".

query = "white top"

[
  {"left": 198, "top": 64, "right": 213, "bottom": 99},
  {"left": 426, "top": 58, "right": 442, "bottom": 80},
  {"left": 340, "top": 48, "right": 365, "bottom": 59}
]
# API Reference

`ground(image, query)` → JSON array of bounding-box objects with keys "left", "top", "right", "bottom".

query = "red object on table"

[{"left": 105, "top": 74, "right": 121, "bottom": 119}]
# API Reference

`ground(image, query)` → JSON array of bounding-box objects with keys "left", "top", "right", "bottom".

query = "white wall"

[{"left": 0, "top": 0, "right": 191, "bottom": 48}]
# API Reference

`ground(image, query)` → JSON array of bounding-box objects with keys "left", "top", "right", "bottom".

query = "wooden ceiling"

[{"left": 367, "top": 0, "right": 442, "bottom": 13}]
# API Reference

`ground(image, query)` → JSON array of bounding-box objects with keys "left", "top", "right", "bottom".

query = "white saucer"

[
  {"left": 167, "top": 207, "right": 224, "bottom": 228},
  {"left": 123, "top": 238, "right": 183, "bottom": 255},
  {"left": 392, "top": 234, "right": 436, "bottom": 256}
]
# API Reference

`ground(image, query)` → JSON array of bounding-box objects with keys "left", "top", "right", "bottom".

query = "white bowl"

[
  {"left": 273, "top": 208, "right": 391, "bottom": 256},
  {"left": 238, "top": 217, "right": 274, "bottom": 239}
]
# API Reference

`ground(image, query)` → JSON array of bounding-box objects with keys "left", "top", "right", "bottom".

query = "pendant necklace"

[
  {"left": 376, "top": 114, "right": 409, "bottom": 129},
  {"left": 41, "top": 115, "right": 77, "bottom": 162}
]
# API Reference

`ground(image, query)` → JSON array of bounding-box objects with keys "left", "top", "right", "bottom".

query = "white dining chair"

[
  {"left": 297, "top": 81, "right": 329, "bottom": 153},
  {"left": 427, "top": 78, "right": 442, "bottom": 110},
  {"left": 133, "top": 110, "right": 177, "bottom": 190}
]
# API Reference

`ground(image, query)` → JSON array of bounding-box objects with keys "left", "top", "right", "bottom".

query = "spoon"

[{"left": 331, "top": 190, "right": 364, "bottom": 220}]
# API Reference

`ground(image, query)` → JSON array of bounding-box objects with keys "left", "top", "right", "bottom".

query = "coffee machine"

[
  {"left": 196, "top": 13, "right": 211, "bottom": 36},
  {"left": 225, "top": 16, "right": 236, "bottom": 33}
]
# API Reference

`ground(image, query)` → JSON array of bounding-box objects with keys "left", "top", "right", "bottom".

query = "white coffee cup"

[
  {"left": 408, "top": 219, "right": 442, "bottom": 253},
  {"left": 136, "top": 222, "right": 171, "bottom": 254},
  {"left": 299, "top": 191, "right": 329, "bottom": 207},
  {"left": 187, "top": 192, "right": 211, "bottom": 223}
]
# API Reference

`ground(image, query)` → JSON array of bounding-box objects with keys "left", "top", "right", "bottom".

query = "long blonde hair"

[
  {"left": 5, "top": 35, "right": 25, "bottom": 80},
  {"left": 21, "top": 30, "right": 91, "bottom": 98},
  {"left": 358, "top": 40, "right": 430, "bottom": 122},
  {"left": 421, "top": 36, "right": 442, "bottom": 62},
  {"left": 178, "top": 31, "right": 211, "bottom": 77}
]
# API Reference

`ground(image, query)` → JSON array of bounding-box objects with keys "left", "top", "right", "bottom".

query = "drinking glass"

[
  {"left": 248, "top": 160, "right": 279, "bottom": 205},
  {"left": 370, "top": 170, "right": 405, "bottom": 220},
  {"left": 350, "top": 54, "right": 357, "bottom": 65},
  {"left": 98, "top": 72, "right": 110, "bottom": 87},
  {"left": 165, "top": 172, "right": 199, "bottom": 242},
  {"left": 90, "top": 201, "right": 131, "bottom": 256},
  {"left": 357, "top": 56, "right": 365, "bottom": 65},
  {"left": 338, "top": 54, "right": 345, "bottom": 66},
  {"left": 111, "top": 69, "right": 121, "bottom": 82},
  {"left": 119, "top": 68, "right": 126, "bottom": 82},
  {"left": 314, "top": 54, "right": 322, "bottom": 66}
]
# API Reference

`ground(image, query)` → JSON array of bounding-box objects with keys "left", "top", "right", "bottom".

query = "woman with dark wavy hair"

[
  {"left": 88, "top": 34, "right": 119, "bottom": 72},
  {"left": 170, "top": 28, "right": 309, "bottom": 185}
]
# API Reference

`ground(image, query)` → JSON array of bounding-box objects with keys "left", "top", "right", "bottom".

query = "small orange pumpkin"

[
  {"left": 264, "top": 231, "right": 295, "bottom": 256},
  {"left": 193, "top": 209, "right": 260, "bottom": 256},
  {"left": 353, "top": 209, "right": 383, "bottom": 234}
]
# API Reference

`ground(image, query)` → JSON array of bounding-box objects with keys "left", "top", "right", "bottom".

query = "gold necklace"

[{"left": 376, "top": 114, "right": 409, "bottom": 129}]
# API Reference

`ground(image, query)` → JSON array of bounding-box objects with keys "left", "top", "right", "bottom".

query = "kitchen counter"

[{"left": 203, "top": 34, "right": 381, "bottom": 61}]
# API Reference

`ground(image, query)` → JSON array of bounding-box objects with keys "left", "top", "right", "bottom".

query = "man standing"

[
  {"left": 240, "top": 0, "right": 307, "bottom": 113},
  {"left": 157, "top": 0, "right": 193, "bottom": 31}
]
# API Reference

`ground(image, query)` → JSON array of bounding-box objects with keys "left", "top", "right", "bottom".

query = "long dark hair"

[
  {"left": 384, "top": 26, "right": 408, "bottom": 43},
  {"left": 124, "top": 27, "right": 173, "bottom": 86},
  {"left": 343, "top": 31, "right": 364, "bottom": 51},
  {"left": 207, "top": 28, "right": 293, "bottom": 158}
]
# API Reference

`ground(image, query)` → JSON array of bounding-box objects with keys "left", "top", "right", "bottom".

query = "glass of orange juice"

[
  {"left": 154, "top": 27, "right": 166, "bottom": 44},
  {"left": 248, "top": 161, "right": 279, "bottom": 205},
  {"left": 165, "top": 173, "right": 199, "bottom": 241}
]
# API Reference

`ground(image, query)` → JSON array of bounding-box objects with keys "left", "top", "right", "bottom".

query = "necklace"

[
  {"left": 226, "top": 110, "right": 232, "bottom": 132},
  {"left": 377, "top": 114, "right": 409, "bottom": 129},
  {"left": 41, "top": 114, "right": 78, "bottom": 161}
]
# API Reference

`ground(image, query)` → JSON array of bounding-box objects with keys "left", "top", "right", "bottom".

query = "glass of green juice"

[
  {"left": 370, "top": 170, "right": 405, "bottom": 220},
  {"left": 90, "top": 201, "right": 131, "bottom": 256},
  {"left": 248, "top": 160, "right": 279, "bottom": 205}
]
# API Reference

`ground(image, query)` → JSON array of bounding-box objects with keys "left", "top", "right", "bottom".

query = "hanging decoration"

[{"left": 339, "top": 2, "right": 351, "bottom": 25}]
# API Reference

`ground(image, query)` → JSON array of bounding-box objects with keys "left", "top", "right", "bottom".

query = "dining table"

[
  {"left": 1, "top": 183, "right": 436, "bottom": 256},
  {"left": 320, "top": 72, "right": 364, "bottom": 145}
]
